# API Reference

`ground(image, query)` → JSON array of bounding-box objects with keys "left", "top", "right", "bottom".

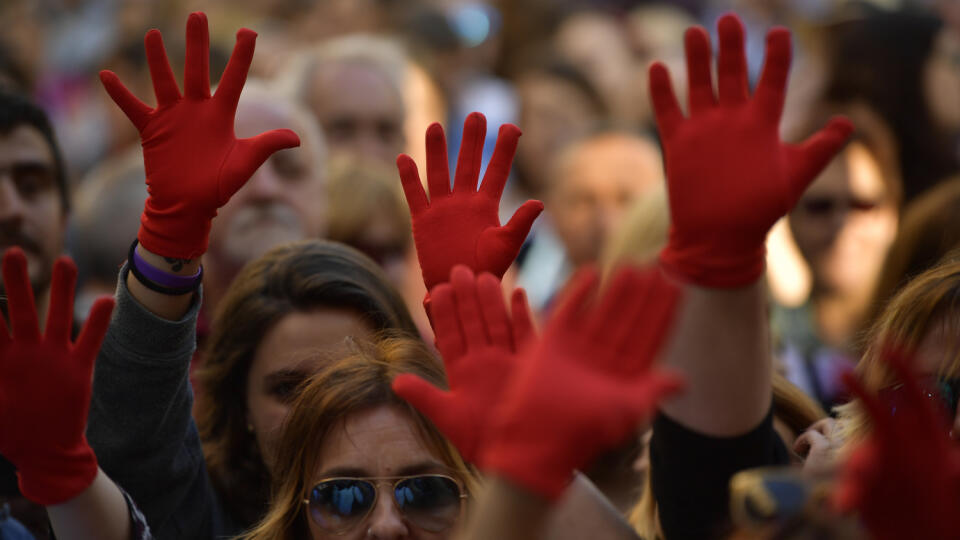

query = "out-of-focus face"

[
  {"left": 0, "top": 125, "right": 65, "bottom": 296},
  {"left": 924, "top": 28, "right": 960, "bottom": 131},
  {"left": 788, "top": 142, "right": 898, "bottom": 298},
  {"left": 908, "top": 324, "right": 960, "bottom": 439},
  {"left": 246, "top": 309, "right": 373, "bottom": 470},
  {"left": 305, "top": 406, "right": 464, "bottom": 539},
  {"left": 516, "top": 73, "right": 601, "bottom": 197},
  {"left": 208, "top": 98, "right": 327, "bottom": 269},
  {"left": 307, "top": 62, "right": 405, "bottom": 165},
  {"left": 549, "top": 134, "right": 663, "bottom": 267}
]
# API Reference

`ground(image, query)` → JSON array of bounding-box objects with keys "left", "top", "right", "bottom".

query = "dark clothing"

[
  {"left": 87, "top": 265, "right": 239, "bottom": 539},
  {"left": 650, "top": 408, "right": 788, "bottom": 540}
]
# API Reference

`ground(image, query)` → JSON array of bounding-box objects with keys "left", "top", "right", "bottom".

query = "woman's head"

[
  {"left": 196, "top": 239, "right": 420, "bottom": 524},
  {"left": 835, "top": 256, "right": 960, "bottom": 447},
  {"left": 242, "top": 337, "right": 475, "bottom": 540}
]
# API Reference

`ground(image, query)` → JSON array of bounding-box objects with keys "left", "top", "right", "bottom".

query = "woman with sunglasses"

[{"left": 241, "top": 337, "right": 475, "bottom": 539}]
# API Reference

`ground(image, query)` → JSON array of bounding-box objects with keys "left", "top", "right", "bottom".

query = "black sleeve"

[{"left": 649, "top": 407, "right": 788, "bottom": 540}]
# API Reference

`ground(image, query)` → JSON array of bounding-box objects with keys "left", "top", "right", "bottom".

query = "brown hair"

[
  {"left": 860, "top": 176, "right": 960, "bottom": 339},
  {"left": 239, "top": 336, "right": 476, "bottom": 540},
  {"left": 195, "top": 239, "right": 420, "bottom": 526},
  {"left": 835, "top": 256, "right": 960, "bottom": 447}
]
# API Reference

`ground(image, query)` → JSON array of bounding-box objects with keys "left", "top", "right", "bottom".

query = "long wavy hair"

[{"left": 195, "top": 239, "right": 420, "bottom": 527}]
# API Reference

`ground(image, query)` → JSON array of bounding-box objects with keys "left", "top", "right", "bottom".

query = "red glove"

[
  {"left": 0, "top": 248, "right": 115, "bottom": 505},
  {"left": 833, "top": 347, "right": 960, "bottom": 540},
  {"left": 481, "top": 266, "right": 686, "bottom": 499},
  {"left": 649, "top": 14, "right": 852, "bottom": 287},
  {"left": 392, "top": 265, "right": 535, "bottom": 463},
  {"left": 100, "top": 12, "right": 300, "bottom": 259},
  {"left": 397, "top": 112, "right": 543, "bottom": 291}
]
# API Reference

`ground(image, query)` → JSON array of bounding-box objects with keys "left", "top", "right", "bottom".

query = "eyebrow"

[
  {"left": 316, "top": 460, "right": 449, "bottom": 480},
  {"left": 262, "top": 367, "right": 309, "bottom": 387}
]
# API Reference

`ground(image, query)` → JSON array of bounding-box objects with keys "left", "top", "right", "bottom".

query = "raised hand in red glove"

[
  {"left": 0, "top": 248, "right": 115, "bottom": 505},
  {"left": 392, "top": 265, "right": 535, "bottom": 463},
  {"left": 397, "top": 112, "right": 543, "bottom": 291},
  {"left": 833, "top": 347, "right": 960, "bottom": 540},
  {"left": 100, "top": 12, "right": 300, "bottom": 259},
  {"left": 481, "top": 266, "right": 686, "bottom": 499},
  {"left": 649, "top": 13, "right": 852, "bottom": 287}
]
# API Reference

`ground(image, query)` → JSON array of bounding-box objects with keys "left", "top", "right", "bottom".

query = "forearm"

[
  {"left": 126, "top": 243, "right": 200, "bottom": 321},
  {"left": 46, "top": 468, "right": 132, "bottom": 540},
  {"left": 659, "top": 278, "right": 771, "bottom": 436},
  {"left": 460, "top": 477, "right": 551, "bottom": 540}
]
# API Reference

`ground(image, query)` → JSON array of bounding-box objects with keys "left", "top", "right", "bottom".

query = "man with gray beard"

[{"left": 200, "top": 82, "right": 328, "bottom": 321}]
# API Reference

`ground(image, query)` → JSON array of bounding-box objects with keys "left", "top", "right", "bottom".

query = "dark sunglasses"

[
  {"left": 878, "top": 376, "right": 960, "bottom": 431},
  {"left": 303, "top": 474, "right": 466, "bottom": 534}
]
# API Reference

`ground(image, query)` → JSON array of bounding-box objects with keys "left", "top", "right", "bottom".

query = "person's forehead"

[
  {"left": 0, "top": 125, "right": 55, "bottom": 168},
  {"left": 314, "top": 406, "right": 441, "bottom": 477},
  {"left": 235, "top": 99, "right": 299, "bottom": 137},
  {"left": 309, "top": 62, "right": 403, "bottom": 119}
]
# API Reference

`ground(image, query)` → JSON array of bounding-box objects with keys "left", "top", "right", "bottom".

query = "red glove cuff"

[
  {"left": 659, "top": 241, "right": 766, "bottom": 288},
  {"left": 138, "top": 201, "right": 215, "bottom": 260},
  {"left": 480, "top": 430, "right": 576, "bottom": 501},
  {"left": 16, "top": 443, "right": 98, "bottom": 506}
]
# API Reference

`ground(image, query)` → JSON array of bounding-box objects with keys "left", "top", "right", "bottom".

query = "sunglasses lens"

[
  {"left": 309, "top": 480, "right": 376, "bottom": 531},
  {"left": 394, "top": 476, "right": 462, "bottom": 532}
]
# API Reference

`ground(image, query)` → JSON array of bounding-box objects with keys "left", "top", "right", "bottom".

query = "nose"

[
  {"left": 365, "top": 487, "right": 409, "bottom": 539},
  {"left": 241, "top": 162, "right": 284, "bottom": 202},
  {"left": 0, "top": 175, "right": 26, "bottom": 225}
]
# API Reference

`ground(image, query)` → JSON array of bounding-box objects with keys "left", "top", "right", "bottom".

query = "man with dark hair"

[
  {"left": 0, "top": 88, "right": 72, "bottom": 538},
  {"left": 0, "top": 89, "right": 70, "bottom": 305}
]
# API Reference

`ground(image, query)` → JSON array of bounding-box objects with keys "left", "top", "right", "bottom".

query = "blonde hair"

[
  {"left": 239, "top": 335, "right": 477, "bottom": 540},
  {"left": 834, "top": 256, "right": 960, "bottom": 448},
  {"left": 628, "top": 374, "right": 826, "bottom": 539},
  {"left": 601, "top": 184, "right": 670, "bottom": 272}
]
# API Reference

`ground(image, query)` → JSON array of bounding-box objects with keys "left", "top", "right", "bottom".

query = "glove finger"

[
  {"left": 510, "top": 288, "right": 536, "bottom": 350},
  {"left": 453, "top": 112, "right": 486, "bottom": 194},
  {"left": 753, "top": 28, "right": 791, "bottom": 121},
  {"left": 2, "top": 248, "right": 40, "bottom": 342},
  {"left": 628, "top": 371, "right": 687, "bottom": 417},
  {"left": 215, "top": 28, "right": 257, "bottom": 114},
  {"left": 785, "top": 117, "right": 853, "bottom": 205},
  {"left": 551, "top": 267, "right": 599, "bottom": 331},
  {"left": 391, "top": 374, "right": 455, "bottom": 427},
  {"left": 716, "top": 14, "right": 749, "bottom": 106},
  {"left": 648, "top": 62, "right": 684, "bottom": 139},
  {"left": 44, "top": 257, "right": 77, "bottom": 345},
  {"left": 144, "top": 29, "right": 181, "bottom": 107},
  {"left": 624, "top": 271, "right": 682, "bottom": 369},
  {"left": 477, "top": 273, "right": 512, "bottom": 351},
  {"left": 430, "top": 283, "right": 466, "bottom": 364},
  {"left": 74, "top": 296, "right": 115, "bottom": 372},
  {"left": 224, "top": 129, "right": 301, "bottom": 200},
  {"left": 183, "top": 12, "right": 211, "bottom": 99},
  {"left": 99, "top": 71, "right": 151, "bottom": 131},
  {"left": 501, "top": 199, "right": 543, "bottom": 243},
  {"left": 451, "top": 266, "right": 489, "bottom": 349},
  {"left": 396, "top": 154, "right": 428, "bottom": 215},
  {"left": 480, "top": 124, "right": 520, "bottom": 201},
  {"left": 684, "top": 26, "right": 716, "bottom": 115},
  {"left": 584, "top": 266, "right": 636, "bottom": 344},
  {"left": 425, "top": 123, "right": 451, "bottom": 200}
]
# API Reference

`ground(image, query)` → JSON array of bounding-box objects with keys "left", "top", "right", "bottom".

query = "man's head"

[
  {"left": 0, "top": 90, "right": 68, "bottom": 296},
  {"left": 206, "top": 81, "right": 328, "bottom": 272},
  {"left": 280, "top": 36, "right": 407, "bottom": 165},
  {"left": 548, "top": 131, "right": 663, "bottom": 267}
]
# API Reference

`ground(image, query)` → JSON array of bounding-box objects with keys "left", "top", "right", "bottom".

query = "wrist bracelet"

[{"left": 128, "top": 240, "right": 202, "bottom": 295}]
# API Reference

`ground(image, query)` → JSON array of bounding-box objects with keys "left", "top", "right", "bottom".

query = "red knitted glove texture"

[
  {"left": 0, "top": 248, "right": 114, "bottom": 505},
  {"left": 99, "top": 12, "right": 300, "bottom": 259},
  {"left": 649, "top": 14, "right": 852, "bottom": 287},
  {"left": 397, "top": 112, "right": 543, "bottom": 291}
]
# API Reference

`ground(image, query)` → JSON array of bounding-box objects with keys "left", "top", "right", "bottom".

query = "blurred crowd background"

[{"left": 2, "top": 0, "right": 959, "bottom": 412}]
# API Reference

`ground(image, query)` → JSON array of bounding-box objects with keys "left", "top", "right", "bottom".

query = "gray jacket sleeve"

[{"left": 87, "top": 264, "right": 224, "bottom": 538}]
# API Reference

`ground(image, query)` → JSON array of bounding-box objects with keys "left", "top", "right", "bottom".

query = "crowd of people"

[{"left": 0, "top": 0, "right": 959, "bottom": 538}]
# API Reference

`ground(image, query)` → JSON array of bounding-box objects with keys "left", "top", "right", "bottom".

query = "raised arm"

[
  {"left": 644, "top": 13, "right": 851, "bottom": 538},
  {"left": 0, "top": 248, "right": 142, "bottom": 540},
  {"left": 88, "top": 12, "right": 296, "bottom": 536}
]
